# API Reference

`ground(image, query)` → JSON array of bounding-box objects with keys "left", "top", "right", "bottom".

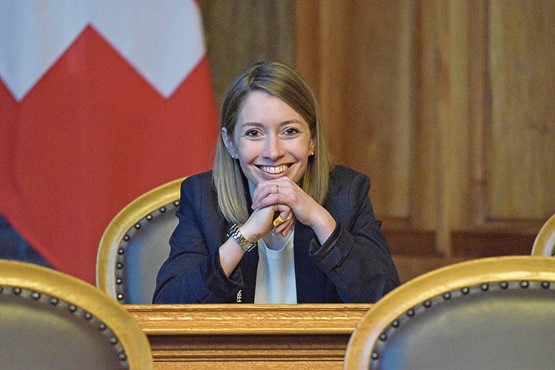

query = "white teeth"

[{"left": 260, "top": 165, "right": 288, "bottom": 174}]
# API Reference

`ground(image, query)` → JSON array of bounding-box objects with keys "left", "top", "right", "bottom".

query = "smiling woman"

[{"left": 153, "top": 61, "right": 400, "bottom": 304}]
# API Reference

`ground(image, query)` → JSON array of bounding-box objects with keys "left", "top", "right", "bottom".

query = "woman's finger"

[{"left": 274, "top": 214, "right": 295, "bottom": 236}]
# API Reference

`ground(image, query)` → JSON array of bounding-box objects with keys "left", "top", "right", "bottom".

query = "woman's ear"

[
  {"left": 309, "top": 138, "right": 315, "bottom": 156},
  {"left": 221, "top": 128, "right": 238, "bottom": 159}
]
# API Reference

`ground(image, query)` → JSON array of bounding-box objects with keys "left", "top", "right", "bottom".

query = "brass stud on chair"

[
  {"left": 344, "top": 257, "right": 555, "bottom": 370},
  {"left": 1, "top": 282, "right": 136, "bottom": 369},
  {"left": 96, "top": 176, "right": 186, "bottom": 305}
]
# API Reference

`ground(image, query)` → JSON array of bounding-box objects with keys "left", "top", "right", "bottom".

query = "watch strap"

[{"left": 227, "top": 224, "right": 256, "bottom": 252}]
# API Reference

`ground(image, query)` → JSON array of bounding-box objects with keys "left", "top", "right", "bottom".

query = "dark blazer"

[{"left": 153, "top": 165, "right": 400, "bottom": 304}]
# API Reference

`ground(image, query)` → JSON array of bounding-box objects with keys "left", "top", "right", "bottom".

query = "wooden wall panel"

[
  {"left": 450, "top": 0, "right": 555, "bottom": 260},
  {"left": 487, "top": 0, "right": 555, "bottom": 221},
  {"left": 200, "top": 0, "right": 295, "bottom": 105},
  {"left": 297, "top": 1, "right": 438, "bottom": 260},
  {"left": 411, "top": 0, "right": 440, "bottom": 232},
  {"left": 316, "top": 2, "right": 416, "bottom": 221}
]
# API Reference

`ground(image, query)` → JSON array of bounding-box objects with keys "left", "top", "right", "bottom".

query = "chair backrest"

[
  {"left": 0, "top": 260, "right": 153, "bottom": 370},
  {"left": 343, "top": 256, "right": 555, "bottom": 370},
  {"left": 531, "top": 213, "right": 555, "bottom": 256},
  {"left": 96, "top": 177, "right": 184, "bottom": 304}
]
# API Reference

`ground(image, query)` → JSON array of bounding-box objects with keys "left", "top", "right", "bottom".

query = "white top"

[{"left": 254, "top": 231, "right": 297, "bottom": 304}]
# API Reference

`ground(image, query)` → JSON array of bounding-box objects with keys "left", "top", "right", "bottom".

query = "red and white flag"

[{"left": 0, "top": 0, "right": 218, "bottom": 283}]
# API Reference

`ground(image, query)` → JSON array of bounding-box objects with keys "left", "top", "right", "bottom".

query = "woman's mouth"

[{"left": 259, "top": 165, "right": 289, "bottom": 175}]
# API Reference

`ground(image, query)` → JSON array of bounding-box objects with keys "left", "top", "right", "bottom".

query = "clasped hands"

[{"left": 243, "top": 177, "right": 336, "bottom": 243}]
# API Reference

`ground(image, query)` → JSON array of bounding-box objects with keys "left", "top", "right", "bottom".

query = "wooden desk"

[{"left": 127, "top": 304, "right": 372, "bottom": 370}]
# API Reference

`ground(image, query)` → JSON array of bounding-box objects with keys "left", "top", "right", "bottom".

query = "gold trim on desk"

[{"left": 127, "top": 304, "right": 372, "bottom": 370}]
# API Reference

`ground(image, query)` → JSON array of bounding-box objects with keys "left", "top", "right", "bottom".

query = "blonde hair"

[{"left": 213, "top": 61, "right": 333, "bottom": 225}]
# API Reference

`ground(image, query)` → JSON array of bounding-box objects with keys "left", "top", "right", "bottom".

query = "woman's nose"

[{"left": 262, "top": 136, "right": 284, "bottom": 160}]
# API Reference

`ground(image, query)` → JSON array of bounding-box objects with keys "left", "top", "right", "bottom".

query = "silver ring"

[{"left": 275, "top": 184, "right": 280, "bottom": 194}]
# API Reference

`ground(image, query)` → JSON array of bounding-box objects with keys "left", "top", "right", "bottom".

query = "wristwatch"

[{"left": 227, "top": 224, "right": 257, "bottom": 252}]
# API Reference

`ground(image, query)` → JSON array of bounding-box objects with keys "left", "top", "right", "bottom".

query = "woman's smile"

[{"left": 258, "top": 164, "right": 289, "bottom": 175}]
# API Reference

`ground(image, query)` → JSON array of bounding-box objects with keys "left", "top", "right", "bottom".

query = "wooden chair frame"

[
  {"left": 343, "top": 256, "right": 555, "bottom": 370},
  {"left": 0, "top": 260, "right": 153, "bottom": 369},
  {"left": 96, "top": 177, "right": 185, "bottom": 303},
  {"left": 531, "top": 213, "right": 555, "bottom": 256}
]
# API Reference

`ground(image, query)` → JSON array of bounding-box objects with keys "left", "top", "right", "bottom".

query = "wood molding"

[
  {"left": 451, "top": 231, "right": 536, "bottom": 257},
  {"left": 127, "top": 304, "right": 372, "bottom": 370},
  {"left": 383, "top": 229, "right": 436, "bottom": 256}
]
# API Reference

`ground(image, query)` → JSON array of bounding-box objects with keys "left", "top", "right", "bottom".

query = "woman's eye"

[
  {"left": 283, "top": 127, "right": 300, "bottom": 135},
  {"left": 245, "top": 129, "right": 260, "bottom": 137}
]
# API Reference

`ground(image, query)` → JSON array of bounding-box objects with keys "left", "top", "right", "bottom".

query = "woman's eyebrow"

[
  {"left": 238, "top": 121, "right": 263, "bottom": 128},
  {"left": 239, "top": 119, "right": 303, "bottom": 128}
]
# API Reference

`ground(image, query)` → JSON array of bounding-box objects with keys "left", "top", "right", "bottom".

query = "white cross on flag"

[{"left": 0, "top": 0, "right": 219, "bottom": 283}]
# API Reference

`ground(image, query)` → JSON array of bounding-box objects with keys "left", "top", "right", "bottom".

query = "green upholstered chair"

[
  {"left": 531, "top": 213, "right": 555, "bottom": 256},
  {"left": 96, "top": 177, "right": 184, "bottom": 303},
  {"left": 0, "top": 260, "right": 153, "bottom": 369},
  {"left": 344, "top": 256, "right": 555, "bottom": 370}
]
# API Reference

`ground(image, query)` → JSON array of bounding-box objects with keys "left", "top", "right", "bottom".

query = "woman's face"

[{"left": 223, "top": 91, "right": 314, "bottom": 191}]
